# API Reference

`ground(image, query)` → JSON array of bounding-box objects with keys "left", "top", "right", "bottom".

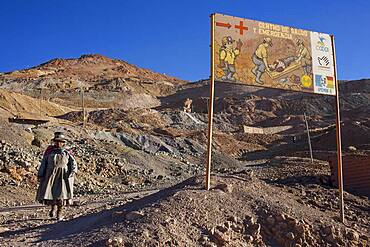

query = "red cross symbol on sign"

[{"left": 235, "top": 21, "right": 248, "bottom": 35}]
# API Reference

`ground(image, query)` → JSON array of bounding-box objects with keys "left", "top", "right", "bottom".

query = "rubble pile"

[
  {"left": 0, "top": 140, "right": 39, "bottom": 187},
  {"left": 100, "top": 173, "right": 369, "bottom": 247}
]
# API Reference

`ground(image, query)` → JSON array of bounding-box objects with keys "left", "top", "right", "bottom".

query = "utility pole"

[
  {"left": 81, "top": 87, "right": 86, "bottom": 127},
  {"left": 39, "top": 88, "right": 42, "bottom": 117},
  {"left": 304, "top": 112, "right": 313, "bottom": 163}
]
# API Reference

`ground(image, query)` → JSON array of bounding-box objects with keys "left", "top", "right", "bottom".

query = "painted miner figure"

[
  {"left": 296, "top": 39, "right": 312, "bottom": 75},
  {"left": 219, "top": 36, "right": 243, "bottom": 82},
  {"left": 36, "top": 132, "right": 77, "bottom": 221},
  {"left": 252, "top": 37, "right": 273, "bottom": 84},
  {"left": 183, "top": 98, "right": 193, "bottom": 113}
]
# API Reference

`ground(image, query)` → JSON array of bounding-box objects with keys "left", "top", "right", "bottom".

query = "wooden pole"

[
  {"left": 304, "top": 112, "right": 313, "bottom": 163},
  {"left": 39, "top": 88, "right": 42, "bottom": 117},
  {"left": 81, "top": 87, "right": 86, "bottom": 127},
  {"left": 331, "top": 35, "right": 345, "bottom": 223},
  {"left": 205, "top": 14, "right": 215, "bottom": 190}
]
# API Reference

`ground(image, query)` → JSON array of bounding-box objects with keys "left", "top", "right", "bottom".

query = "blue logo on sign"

[{"left": 316, "top": 35, "right": 329, "bottom": 52}]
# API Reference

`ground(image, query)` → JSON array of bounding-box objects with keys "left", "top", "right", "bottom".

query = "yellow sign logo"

[{"left": 301, "top": 75, "right": 312, "bottom": 87}]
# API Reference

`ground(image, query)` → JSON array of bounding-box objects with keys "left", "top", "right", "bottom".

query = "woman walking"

[{"left": 36, "top": 132, "right": 77, "bottom": 221}]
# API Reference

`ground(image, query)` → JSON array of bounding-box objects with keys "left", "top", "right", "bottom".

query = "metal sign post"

[
  {"left": 304, "top": 112, "right": 314, "bottom": 163},
  {"left": 205, "top": 14, "right": 216, "bottom": 190},
  {"left": 331, "top": 35, "right": 345, "bottom": 223}
]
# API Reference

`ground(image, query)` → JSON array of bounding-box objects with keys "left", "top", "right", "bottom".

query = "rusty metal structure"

[{"left": 329, "top": 153, "right": 370, "bottom": 198}]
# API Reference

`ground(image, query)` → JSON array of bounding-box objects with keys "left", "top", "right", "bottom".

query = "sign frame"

[{"left": 206, "top": 13, "right": 344, "bottom": 223}]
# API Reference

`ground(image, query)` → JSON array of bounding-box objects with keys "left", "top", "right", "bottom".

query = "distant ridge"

[{"left": 0, "top": 54, "right": 185, "bottom": 91}]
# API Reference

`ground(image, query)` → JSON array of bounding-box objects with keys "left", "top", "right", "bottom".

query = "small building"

[
  {"left": 8, "top": 117, "right": 49, "bottom": 126},
  {"left": 329, "top": 153, "right": 370, "bottom": 198}
]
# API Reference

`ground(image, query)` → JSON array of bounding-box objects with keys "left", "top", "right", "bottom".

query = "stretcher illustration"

[{"left": 265, "top": 61, "right": 301, "bottom": 80}]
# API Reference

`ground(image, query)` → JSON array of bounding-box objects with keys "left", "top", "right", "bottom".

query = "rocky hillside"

[
  {"left": 0, "top": 54, "right": 186, "bottom": 109},
  {"left": 0, "top": 54, "right": 184, "bottom": 90},
  {"left": 0, "top": 55, "right": 369, "bottom": 246},
  {"left": 0, "top": 89, "right": 73, "bottom": 118}
]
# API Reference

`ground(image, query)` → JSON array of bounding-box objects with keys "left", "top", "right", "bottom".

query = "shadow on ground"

[{"left": 0, "top": 176, "right": 201, "bottom": 244}]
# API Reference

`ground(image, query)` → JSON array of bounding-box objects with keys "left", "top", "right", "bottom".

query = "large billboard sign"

[
  {"left": 213, "top": 13, "right": 336, "bottom": 95},
  {"left": 207, "top": 13, "right": 344, "bottom": 222}
]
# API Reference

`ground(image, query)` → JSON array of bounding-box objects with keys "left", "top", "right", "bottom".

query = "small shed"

[
  {"left": 329, "top": 153, "right": 370, "bottom": 198},
  {"left": 8, "top": 117, "right": 49, "bottom": 126}
]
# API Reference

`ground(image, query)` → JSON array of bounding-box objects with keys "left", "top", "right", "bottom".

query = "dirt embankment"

[
  {"left": 0, "top": 89, "right": 73, "bottom": 119},
  {"left": 2, "top": 158, "right": 368, "bottom": 247}
]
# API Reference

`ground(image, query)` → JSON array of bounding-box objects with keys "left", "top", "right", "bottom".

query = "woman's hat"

[{"left": 52, "top": 132, "right": 67, "bottom": 142}]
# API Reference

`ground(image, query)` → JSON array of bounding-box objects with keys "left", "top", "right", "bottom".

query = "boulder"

[
  {"left": 124, "top": 211, "right": 144, "bottom": 221},
  {"left": 214, "top": 183, "right": 233, "bottom": 193},
  {"left": 106, "top": 236, "right": 123, "bottom": 247},
  {"left": 31, "top": 138, "right": 42, "bottom": 147},
  {"left": 266, "top": 215, "right": 275, "bottom": 225}
]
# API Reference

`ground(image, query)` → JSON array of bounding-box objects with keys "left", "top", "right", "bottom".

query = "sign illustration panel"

[{"left": 213, "top": 13, "right": 336, "bottom": 95}]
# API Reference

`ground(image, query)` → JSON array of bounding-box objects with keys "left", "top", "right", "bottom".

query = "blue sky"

[{"left": 0, "top": 0, "right": 369, "bottom": 81}]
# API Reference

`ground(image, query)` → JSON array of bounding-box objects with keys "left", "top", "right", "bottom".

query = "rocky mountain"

[
  {"left": 0, "top": 55, "right": 186, "bottom": 109},
  {"left": 0, "top": 54, "right": 184, "bottom": 90}
]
